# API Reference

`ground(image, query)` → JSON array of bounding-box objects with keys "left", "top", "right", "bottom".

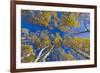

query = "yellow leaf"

[
  {"left": 67, "top": 18, "right": 80, "bottom": 27},
  {"left": 54, "top": 33, "right": 62, "bottom": 48}
]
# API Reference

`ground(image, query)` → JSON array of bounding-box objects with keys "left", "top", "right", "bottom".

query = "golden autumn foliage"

[
  {"left": 43, "top": 35, "right": 51, "bottom": 47},
  {"left": 64, "top": 53, "right": 75, "bottom": 60},
  {"left": 21, "top": 44, "right": 36, "bottom": 63},
  {"left": 34, "top": 36, "right": 41, "bottom": 48},
  {"left": 67, "top": 18, "right": 80, "bottom": 27},
  {"left": 59, "top": 25, "right": 69, "bottom": 32},
  {"left": 59, "top": 47, "right": 75, "bottom": 60},
  {"left": 21, "top": 10, "right": 90, "bottom": 62},
  {"left": 63, "top": 37, "right": 90, "bottom": 59},
  {"left": 53, "top": 12, "right": 59, "bottom": 27},
  {"left": 69, "top": 13, "right": 80, "bottom": 19},
  {"left": 64, "top": 37, "right": 90, "bottom": 53},
  {"left": 32, "top": 11, "right": 81, "bottom": 29},
  {"left": 60, "top": 13, "right": 80, "bottom": 28},
  {"left": 67, "top": 13, "right": 80, "bottom": 27},
  {"left": 73, "top": 37, "right": 90, "bottom": 53},
  {"left": 42, "top": 12, "right": 51, "bottom": 22},
  {"left": 34, "top": 11, "right": 51, "bottom": 27},
  {"left": 22, "top": 53, "right": 35, "bottom": 63},
  {"left": 22, "top": 44, "right": 33, "bottom": 53},
  {"left": 54, "top": 33, "right": 63, "bottom": 48}
]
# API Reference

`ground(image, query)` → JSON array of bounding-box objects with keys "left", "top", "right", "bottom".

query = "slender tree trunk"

[
  {"left": 34, "top": 45, "right": 49, "bottom": 62},
  {"left": 43, "top": 45, "right": 54, "bottom": 62}
]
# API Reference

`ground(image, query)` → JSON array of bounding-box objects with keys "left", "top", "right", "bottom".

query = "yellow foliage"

[
  {"left": 42, "top": 12, "right": 51, "bottom": 21},
  {"left": 41, "top": 12, "right": 51, "bottom": 26},
  {"left": 65, "top": 37, "right": 90, "bottom": 53},
  {"left": 65, "top": 53, "right": 75, "bottom": 60},
  {"left": 60, "top": 47, "right": 75, "bottom": 60},
  {"left": 48, "top": 44, "right": 53, "bottom": 49},
  {"left": 43, "top": 35, "right": 51, "bottom": 46},
  {"left": 61, "top": 13, "right": 80, "bottom": 28},
  {"left": 41, "top": 21, "right": 49, "bottom": 26},
  {"left": 34, "top": 36, "right": 41, "bottom": 48},
  {"left": 69, "top": 13, "right": 80, "bottom": 19},
  {"left": 54, "top": 33, "right": 62, "bottom": 48},
  {"left": 80, "top": 38, "right": 90, "bottom": 53},
  {"left": 22, "top": 45, "right": 33, "bottom": 53},
  {"left": 22, "top": 53, "right": 35, "bottom": 63},
  {"left": 59, "top": 25, "right": 68, "bottom": 32},
  {"left": 67, "top": 18, "right": 80, "bottom": 27},
  {"left": 63, "top": 38, "right": 67, "bottom": 46},
  {"left": 33, "top": 11, "right": 51, "bottom": 27}
]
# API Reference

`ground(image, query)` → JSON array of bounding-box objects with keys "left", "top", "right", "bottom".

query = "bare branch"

[
  {"left": 72, "top": 30, "right": 90, "bottom": 34},
  {"left": 84, "top": 23, "right": 89, "bottom": 31}
]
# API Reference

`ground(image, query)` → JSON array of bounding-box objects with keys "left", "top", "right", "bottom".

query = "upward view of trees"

[{"left": 21, "top": 10, "right": 90, "bottom": 63}]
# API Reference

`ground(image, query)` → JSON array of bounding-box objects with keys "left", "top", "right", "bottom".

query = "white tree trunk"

[
  {"left": 43, "top": 45, "right": 54, "bottom": 62},
  {"left": 34, "top": 45, "right": 49, "bottom": 62}
]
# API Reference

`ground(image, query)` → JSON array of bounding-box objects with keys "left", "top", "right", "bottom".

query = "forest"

[{"left": 21, "top": 10, "right": 90, "bottom": 63}]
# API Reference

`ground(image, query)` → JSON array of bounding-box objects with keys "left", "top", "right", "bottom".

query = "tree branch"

[
  {"left": 72, "top": 30, "right": 90, "bottom": 34},
  {"left": 84, "top": 23, "right": 89, "bottom": 31}
]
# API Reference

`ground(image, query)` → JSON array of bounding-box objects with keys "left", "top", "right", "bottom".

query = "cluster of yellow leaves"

[
  {"left": 57, "top": 13, "right": 80, "bottom": 32},
  {"left": 64, "top": 37, "right": 90, "bottom": 53},
  {"left": 73, "top": 37, "right": 90, "bottom": 53},
  {"left": 30, "top": 32, "right": 63, "bottom": 49},
  {"left": 54, "top": 33, "right": 63, "bottom": 48},
  {"left": 33, "top": 11, "right": 51, "bottom": 27},
  {"left": 52, "top": 12, "right": 59, "bottom": 27},
  {"left": 66, "top": 13, "right": 80, "bottom": 27},
  {"left": 22, "top": 53, "right": 35, "bottom": 63},
  {"left": 58, "top": 47, "right": 75, "bottom": 60},
  {"left": 33, "top": 11, "right": 81, "bottom": 30},
  {"left": 69, "top": 13, "right": 80, "bottom": 19},
  {"left": 43, "top": 35, "right": 51, "bottom": 47},
  {"left": 67, "top": 18, "right": 80, "bottom": 27},
  {"left": 30, "top": 33, "right": 51, "bottom": 49},
  {"left": 34, "top": 36, "right": 41, "bottom": 48},
  {"left": 59, "top": 25, "right": 69, "bottom": 32},
  {"left": 64, "top": 53, "right": 75, "bottom": 60},
  {"left": 22, "top": 44, "right": 33, "bottom": 53},
  {"left": 21, "top": 44, "right": 36, "bottom": 63}
]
